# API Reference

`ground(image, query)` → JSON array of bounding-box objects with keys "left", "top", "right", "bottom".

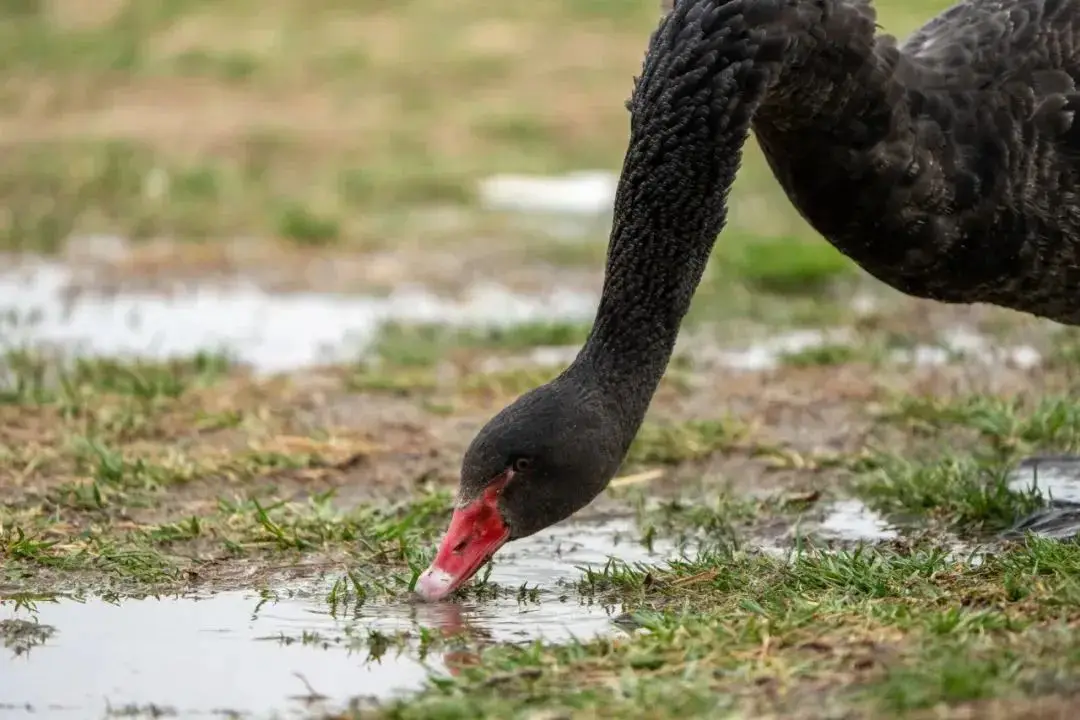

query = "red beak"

[{"left": 415, "top": 478, "right": 510, "bottom": 602}]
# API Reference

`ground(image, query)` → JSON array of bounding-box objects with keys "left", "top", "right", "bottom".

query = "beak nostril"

[{"left": 451, "top": 538, "right": 468, "bottom": 554}]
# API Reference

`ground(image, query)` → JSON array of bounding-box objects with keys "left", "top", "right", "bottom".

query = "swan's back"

[
  {"left": 744, "top": 0, "right": 1080, "bottom": 324},
  {"left": 650, "top": 0, "right": 1080, "bottom": 323},
  {"left": 900, "top": 0, "right": 1080, "bottom": 88}
]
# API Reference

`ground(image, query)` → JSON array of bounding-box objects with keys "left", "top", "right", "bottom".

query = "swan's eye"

[{"left": 512, "top": 457, "right": 533, "bottom": 473}]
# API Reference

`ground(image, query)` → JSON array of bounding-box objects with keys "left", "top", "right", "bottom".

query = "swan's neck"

[
  {"left": 575, "top": 1, "right": 780, "bottom": 428},
  {"left": 573, "top": 0, "right": 907, "bottom": 426}
]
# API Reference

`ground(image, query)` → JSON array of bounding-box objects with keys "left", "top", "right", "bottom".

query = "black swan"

[{"left": 416, "top": 0, "right": 1080, "bottom": 601}]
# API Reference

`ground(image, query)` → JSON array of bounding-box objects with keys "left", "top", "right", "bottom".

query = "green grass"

[
  {"left": 716, "top": 234, "right": 857, "bottom": 296},
  {"left": 0, "top": 0, "right": 946, "bottom": 321},
  {"left": 343, "top": 319, "right": 702, "bottom": 410},
  {"left": 820, "top": 392, "right": 1080, "bottom": 549},
  {"left": 344, "top": 320, "right": 595, "bottom": 399},
  {"left": 878, "top": 394, "right": 1080, "bottom": 455},
  {"left": 363, "top": 537, "right": 1080, "bottom": 719},
  {"left": 6, "top": 332, "right": 1080, "bottom": 717},
  {"left": 366, "top": 320, "right": 594, "bottom": 369},
  {"left": 625, "top": 418, "right": 746, "bottom": 467},
  {"left": 853, "top": 452, "right": 1044, "bottom": 532},
  {"left": 0, "top": 348, "right": 233, "bottom": 405},
  {"left": 8, "top": 0, "right": 1080, "bottom": 717},
  {"left": 2, "top": 487, "right": 451, "bottom": 591},
  {"left": 780, "top": 342, "right": 866, "bottom": 367},
  {"left": 0, "top": 350, "right": 452, "bottom": 591}
]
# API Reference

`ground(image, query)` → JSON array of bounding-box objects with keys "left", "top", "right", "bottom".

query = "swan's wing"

[
  {"left": 898, "top": 0, "right": 1080, "bottom": 157},
  {"left": 900, "top": 0, "right": 1080, "bottom": 87},
  {"left": 901, "top": 0, "right": 1010, "bottom": 62}
]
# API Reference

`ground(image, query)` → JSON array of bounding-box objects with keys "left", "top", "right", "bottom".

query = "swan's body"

[
  {"left": 748, "top": 0, "right": 1080, "bottom": 323},
  {"left": 416, "top": 0, "right": 1080, "bottom": 601}
]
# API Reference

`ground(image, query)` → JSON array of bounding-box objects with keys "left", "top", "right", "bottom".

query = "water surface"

[
  {"left": 0, "top": 261, "right": 596, "bottom": 374},
  {"left": 0, "top": 517, "right": 676, "bottom": 719},
  {"left": 1005, "top": 456, "right": 1080, "bottom": 540}
]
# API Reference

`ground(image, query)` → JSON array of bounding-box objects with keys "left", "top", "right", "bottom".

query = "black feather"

[
  {"left": 454, "top": 0, "right": 1080, "bottom": 546},
  {"left": 749, "top": 0, "right": 1080, "bottom": 322}
]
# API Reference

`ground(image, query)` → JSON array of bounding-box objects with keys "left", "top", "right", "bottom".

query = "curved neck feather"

[{"left": 575, "top": 0, "right": 788, "bottom": 427}]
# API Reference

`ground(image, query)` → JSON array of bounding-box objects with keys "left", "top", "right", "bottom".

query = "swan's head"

[{"left": 414, "top": 376, "right": 624, "bottom": 601}]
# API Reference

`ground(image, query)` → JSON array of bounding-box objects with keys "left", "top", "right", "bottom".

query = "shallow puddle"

[
  {"left": 702, "top": 328, "right": 857, "bottom": 372},
  {"left": 745, "top": 498, "right": 902, "bottom": 563},
  {"left": 1008, "top": 456, "right": 1080, "bottom": 505},
  {"left": 692, "top": 326, "right": 1041, "bottom": 372},
  {"left": 0, "top": 261, "right": 596, "bottom": 374},
  {"left": 478, "top": 171, "right": 617, "bottom": 217},
  {"left": 1005, "top": 456, "right": 1080, "bottom": 540},
  {"left": 477, "top": 171, "right": 616, "bottom": 239},
  {"left": 816, "top": 499, "right": 899, "bottom": 543},
  {"left": 0, "top": 517, "right": 680, "bottom": 719}
]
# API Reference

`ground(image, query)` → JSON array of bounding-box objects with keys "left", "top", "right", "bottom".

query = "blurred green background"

[{"left": 0, "top": 0, "right": 952, "bottom": 305}]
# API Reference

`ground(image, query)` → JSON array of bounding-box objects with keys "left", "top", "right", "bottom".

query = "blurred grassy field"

[
  {"left": 0, "top": 0, "right": 949, "bottom": 274},
  {"left": 11, "top": 4, "right": 1080, "bottom": 718}
]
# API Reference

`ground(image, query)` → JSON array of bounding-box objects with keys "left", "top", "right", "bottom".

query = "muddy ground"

[
  {"left": 5, "top": 256, "right": 1080, "bottom": 719},
  {"left": 4, "top": 0, "right": 1080, "bottom": 718}
]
